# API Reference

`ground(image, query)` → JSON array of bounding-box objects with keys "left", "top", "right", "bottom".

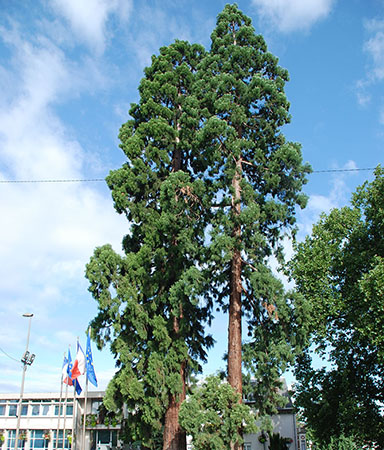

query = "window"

[
  {"left": 7, "top": 431, "right": 26, "bottom": 450},
  {"left": 53, "top": 431, "right": 70, "bottom": 449},
  {"left": 30, "top": 430, "right": 48, "bottom": 449},
  {"left": 54, "top": 403, "right": 72, "bottom": 416},
  {"left": 299, "top": 435, "right": 307, "bottom": 450},
  {"left": 21, "top": 404, "right": 28, "bottom": 416},
  {"left": 91, "top": 400, "right": 102, "bottom": 414},
  {"left": 0, "top": 404, "right": 5, "bottom": 415},
  {"left": 42, "top": 405, "right": 50, "bottom": 416},
  {"left": 31, "top": 404, "right": 40, "bottom": 416},
  {"left": 93, "top": 430, "right": 117, "bottom": 447},
  {"left": 244, "top": 444, "right": 252, "bottom": 450},
  {"left": 8, "top": 405, "right": 17, "bottom": 416},
  {"left": 54, "top": 405, "right": 63, "bottom": 416}
]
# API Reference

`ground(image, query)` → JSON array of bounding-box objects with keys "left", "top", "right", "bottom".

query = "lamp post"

[{"left": 14, "top": 313, "right": 35, "bottom": 450}]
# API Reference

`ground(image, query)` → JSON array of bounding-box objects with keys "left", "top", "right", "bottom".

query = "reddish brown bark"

[
  {"left": 163, "top": 118, "right": 187, "bottom": 450},
  {"left": 228, "top": 156, "right": 243, "bottom": 450},
  {"left": 163, "top": 356, "right": 187, "bottom": 450},
  {"left": 228, "top": 247, "right": 242, "bottom": 396}
]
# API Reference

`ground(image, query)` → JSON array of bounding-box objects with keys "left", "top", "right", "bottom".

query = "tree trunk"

[
  {"left": 163, "top": 116, "right": 187, "bottom": 450},
  {"left": 228, "top": 247, "right": 242, "bottom": 395},
  {"left": 163, "top": 362, "right": 187, "bottom": 450},
  {"left": 228, "top": 156, "right": 243, "bottom": 450}
]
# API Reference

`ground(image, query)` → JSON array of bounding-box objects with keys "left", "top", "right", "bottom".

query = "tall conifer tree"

[
  {"left": 86, "top": 5, "right": 310, "bottom": 449},
  {"left": 86, "top": 41, "right": 213, "bottom": 450},
  {"left": 196, "top": 4, "right": 310, "bottom": 432}
]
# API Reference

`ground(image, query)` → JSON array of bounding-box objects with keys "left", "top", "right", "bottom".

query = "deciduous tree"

[{"left": 289, "top": 167, "right": 384, "bottom": 446}]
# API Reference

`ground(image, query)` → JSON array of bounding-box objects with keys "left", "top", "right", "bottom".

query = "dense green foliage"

[
  {"left": 179, "top": 376, "right": 257, "bottom": 449},
  {"left": 317, "top": 435, "right": 360, "bottom": 450},
  {"left": 267, "top": 432, "right": 289, "bottom": 450},
  {"left": 86, "top": 4, "right": 310, "bottom": 448},
  {"left": 289, "top": 167, "right": 384, "bottom": 446},
  {"left": 86, "top": 40, "right": 213, "bottom": 449},
  {"left": 197, "top": 3, "right": 311, "bottom": 396},
  {"left": 241, "top": 286, "right": 311, "bottom": 421}
]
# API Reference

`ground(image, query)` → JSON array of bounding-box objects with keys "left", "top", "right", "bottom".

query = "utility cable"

[
  {"left": 312, "top": 167, "right": 375, "bottom": 173},
  {"left": 0, "top": 167, "right": 377, "bottom": 184},
  {"left": 0, "top": 178, "right": 105, "bottom": 183},
  {"left": 0, "top": 345, "right": 20, "bottom": 363}
]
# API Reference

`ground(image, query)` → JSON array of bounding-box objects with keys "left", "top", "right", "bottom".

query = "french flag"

[{"left": 72, "top": 341, "right": 86, "bottom": 380}]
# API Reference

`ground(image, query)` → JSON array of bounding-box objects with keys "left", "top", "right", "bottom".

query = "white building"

[
  {"left": 0, "top": 388, "right": 303, "bottom": 450},
  {"left": 0, "top": 391, "right": 120, "bottom": 450},
  {"left": 240, "top": 378, "right": 301, "bottom": 450},
  {"left": 243, "top": 404, "right": 298, "bottom": 450}
]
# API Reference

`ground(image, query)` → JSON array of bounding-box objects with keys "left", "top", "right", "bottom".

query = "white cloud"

[
  {"left": 355, "top": 79, "right": 371, "bottom": 107},
  {"left": 122, "top": 2, "right": 213, "bottom": 70},
  {"left": 128, "top": 4, "right": 196, "bottom": 68},
  {"left": 297, "top": 160, "right": 358, "bottom": 238},
  {"left": 364, "top": 28, "right": 384, "bottom": 81},
  {"left": 0, "top": 21, "right": 126, "bottom": 392},
  {"left": 356, "top": 19, "right": 384, "bottom": 113},
  {"left": 252, "top": 0, "right": 334, "bottom": 33},
  {"left": 51, "top": 0, "right": 132, "bottom": 53}
]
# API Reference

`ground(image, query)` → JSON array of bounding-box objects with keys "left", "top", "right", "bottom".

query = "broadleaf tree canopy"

[{"left": 289, "top": 167, "right": 384, "bottom": 446}]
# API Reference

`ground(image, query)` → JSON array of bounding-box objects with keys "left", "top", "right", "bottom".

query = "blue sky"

[{"left": 0, "top": 0, "right": 383, "bottom": 393}]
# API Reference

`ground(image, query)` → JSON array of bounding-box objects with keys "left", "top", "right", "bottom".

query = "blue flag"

[
  {"left": 73, "top": 378, "right": 82, "bottom": 395},
  {"left": 86, "top": 331, "right": 98, "bottom": 387},
  {"left": 67, "top": 348, "right": 73, "bottom": 378},
  {"left": 62, "top": 354, "right": 68, "bottom": 371},
  {"left": 63, "top": 349, "right": 73, "bottom": 386}
]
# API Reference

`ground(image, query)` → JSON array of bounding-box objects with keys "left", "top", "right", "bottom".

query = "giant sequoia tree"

[
  {"left": 86, "top": 5, "right": 310, "bottom": 450},
  {"left": 198, "top": 4, "right": 310, "bottom": 408},
  {"left": 86, "top": 41, "right": 213, "bottom": 450},
  {"left": 289, "top": 167, "right": 384, "bottom": 446}
]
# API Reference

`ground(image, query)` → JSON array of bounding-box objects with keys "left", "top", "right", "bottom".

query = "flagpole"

[
  {"left": 82, "top": 327, "right": 98, "bottom": 450},
  {"left": 72, "top": 382, "right": 77, "bottom": 450},
  {"left": 81, "top": 376, "right": 89, "bottom": 450},
  {"left": 63, "top": 381, "right": 69, "bottom": 449},
  {"left": 56, "top": 353, "right": 65, "bottom": 450},
  {"left": 75, "top": 392, "right": 82, "bottom": 450},
  {"left": 63, "top": 344, "right": 73, "bottom": 450},
  {"left": 72, "top": 340, "right": 79, "bottom": 450},
  {"left": 72, "top": 339, "right": 78, "bottom": 450},
  {"left": 71, "top": 337, "right": 85, "bottom": 450}
]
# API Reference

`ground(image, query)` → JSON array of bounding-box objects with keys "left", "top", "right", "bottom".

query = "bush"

[
  {"left": 318, "top": 435, "right": 359, "bottom": 450},
  {"left": 179, "top": 376, "right": 258, "bottom": 450}
]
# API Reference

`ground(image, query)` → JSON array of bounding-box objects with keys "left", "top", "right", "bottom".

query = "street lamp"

[{"left": 14, "top": 313, "right": 35, "bottom": 450}]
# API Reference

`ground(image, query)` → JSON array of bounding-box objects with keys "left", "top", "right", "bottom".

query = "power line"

[
  {"left": 0, "top": 178, "right": 105, "bottom": 184},
  {"left": 0, "top": 346, "right": 20, "bottom": 363},
  {"left": 0, "top": 167, "right": 377, "bottom": 184},
  {"left": 313, "top": 167, "right": 376, "bottom": 173}
]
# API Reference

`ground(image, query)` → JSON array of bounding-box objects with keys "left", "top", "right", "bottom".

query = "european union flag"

[
  {"left": 63, "top": 348, "right": 73, "bottom": 386},
  {"left": 73, "top": 378, "right": 82, "bottom": 395},
  {"left": 67, "top": 348, "right": 73, "bottom": 378},
  {"left": 86, "top": 330, "right": 98, "bottom": 387}
]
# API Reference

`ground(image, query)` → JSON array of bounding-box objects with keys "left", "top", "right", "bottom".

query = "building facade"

[
  {"left": 237, "top": 377, "right": 299, "bottom": 450},
  {"left": 0, "top": 390, "right": 303, "bottom": 450},
  {"left": 0, "top": 391, "right": 119, "bottom": 450}
]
